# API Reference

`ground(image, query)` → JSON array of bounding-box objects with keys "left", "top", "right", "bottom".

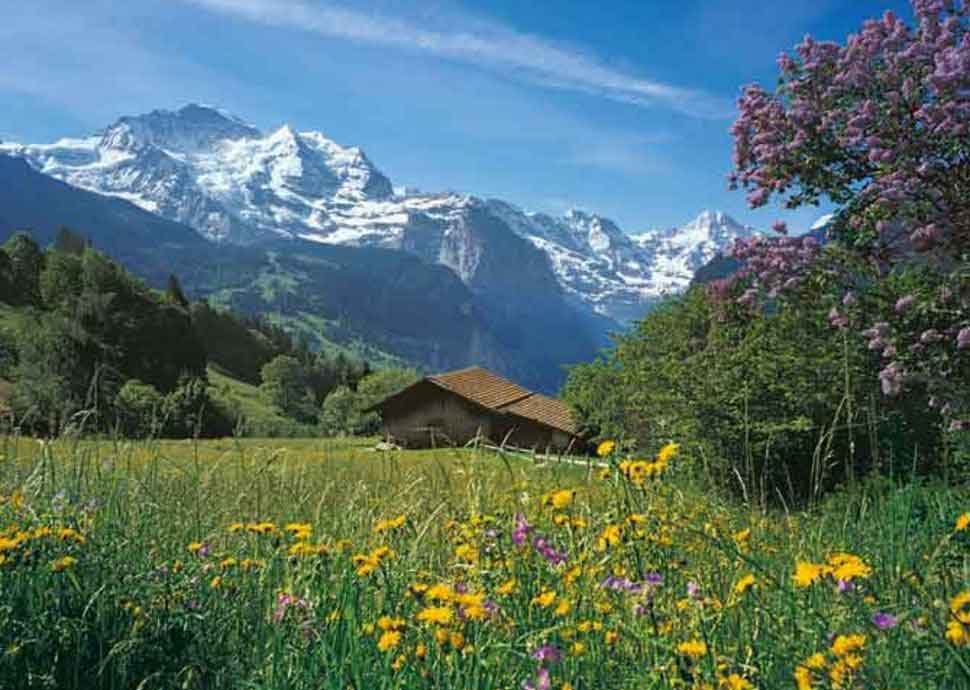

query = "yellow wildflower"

[
  {"left": 596, "top": 439, "right": 616, "bottom": 457},
  {"left": 51, "top": 555, "right": 77, "bottom": 572},
  {"left": 454, "top": 543, "right": 478, "bottom": 564},
  {"left": 544, "top": 489, "right": 575, "bottom": 510},
  {"left": 656, "top": 441, "right": 679, "bottom": 463},
  {"left": 57, "top": 527, "right": 85, "bottom": 543},
  {"left": 950, "top": 590, "right": 970, "bottom": 625},
  {"left": 415, "top": 606, "right": 453, "bottom": 625},
  {"left": 571, "top": 641, "right": 586, "bottom": 656},
  {"left": 532, "top": 590, "right": 557, "bottom": 608},
  {"left": 946, "top": 620, "right": 968, "bottom": 647},
  {"left": 284, "top": 522, "right": 312, "bottom": 540},
  {"left": 830, "top": 634, "right": 865, "bottom": 657},
  {"left": 677, "top": 639, "right": 707, "bottom": 659},
  {"left": 733, "top": 573, "right": 756, "bottom": 595},
  {"left": 827, "top": 553, "right": 871, "bottom": 582},
  {"left": 719, "top": 674, "right": 753, "bottom": 690},
  {"left": 187, "top": 542, "right": 204, "bottom": 554},
  {"left": 596, "top": 524, "right": 622, "bottom": 551},
  {"left": 373, "top": 514, "right": 407, "bottom": 534},
  {"left": 227, "top": 522, "right": 244, "bottom": 533},
  {"left": 793, "top": 666, "right": 813, "bottom": 690},
  {"left": 378, "top": 630, "right": 401, "bottom": 652},
  {"left": 956, "top": 512, "right": 970, "bottom": 532},
  {"left": 554, "top": 598, "right": 573, "bottom": 617},
  {"left": 604, "top": 630, "right": 618, "bottom": 645},
  {"left": 378, "top": 616, "right": 406, "bottom": 631},
  {"left": 793, "top": 561, "right": 828, "bottom": 588},
  {"left": 496, "top": 578, "right": 517, "bottom": 596},
  {"left": 415, "top": 642, "right": 428, "bottom": 659},
  {"left": 426, "top": 583, "right": 453, "bottom": 602}
]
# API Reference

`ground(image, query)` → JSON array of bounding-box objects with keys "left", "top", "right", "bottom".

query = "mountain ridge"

[{"left": 1, "top": 104, "right": 762, "bottom": 323}]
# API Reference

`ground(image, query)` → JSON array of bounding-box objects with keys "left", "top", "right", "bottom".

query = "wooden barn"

[{"left": 367, "top": 366, "right": 586, "bottom": 453}]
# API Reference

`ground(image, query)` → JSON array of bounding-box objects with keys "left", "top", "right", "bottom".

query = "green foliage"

[
  {"left": 564, "top": 255, "right": 949, "bottom": 504},
  {"left": 115, "top": 379, "right": 164, "bottom": 438},
  {"left": 318, "top": 385, "right": 361, "bottom": 436},
  {"left": 260, "top": 355, "right": 318, "bottom": 424},
  {"left": 353, "top": 367, "right": 420, "bottom": 435},
  {"left": 3, "top": 232, "right": 43, "bottom": 307}
]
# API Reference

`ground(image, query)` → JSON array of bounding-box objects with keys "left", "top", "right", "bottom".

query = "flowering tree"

[{"left": 727, "top": 0, "right": 969, "bottom": 431}]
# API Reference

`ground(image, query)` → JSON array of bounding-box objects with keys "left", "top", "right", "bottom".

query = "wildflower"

[
  {"left": 604, "top": 630, "right": 618, "bottom": 645},
  {"left": 227, "top": 522, "right": 244, "bottom": 533},
  {"left": 656, "top": 442, "right": 679, "bottom": 464},
  {"left": 57, "top": 527, "right": 85, "bottom": 543},
  {"left": 523, "top": 667, "right": 551, "bottom": 690},
  {"left": 51, "top": 556, "right": 77, "bottom": 572},
  {"left": 210, "top": 576, "right": 222, "bottom": 589},
  {"left": 827, "top": 553, "right": 871, "bottom": 582},
  {"left": 793, "top": 561, "right": 827, "bottom": 588},
  {"left": 596, "top": 524, "right": 622, "bottom": 551},
  {"left": 950, "top": 591, "right": 970, "bottom": 625},
  {"left": 956, "top": 512, "right": 970, "bottom": 532},
  {"left": 288, "top": 541, "right": 328, "bottom": 558},
  {"left": 426, "top": 583, "right": 453, "bottom": 602},
  {"left": 677, "top": 639, "right": 707, "bottom": 659},
  {"left": 377, "top": 630, "right": 401, "bottom": 652},
  {"left": 644, "top": 572, "right": 663, "bottom": 587},
  {"left": 793, "top": 666, "right": 813, "bottom": 690},
  {"left": 542, "top": 489, "right": 575, "bottom": 510},
  {"left": 246, "top": 521, "right": 277, "bottom": 535},
  {"left": 532, "top": 590, "right": 557, "bottom": 608},
  {"left": 512, "top": 513, "right": 533, "bottom": 547},
  {"left": 415, "top": 606, "right": 453, "bottom": 625},
  {"left": 687, "top": 581, "right": 701, "bottom": 599},
  {"left": 373, "top": 514, "right": 407, "bottom": 534},
  {"left": 570, "top": 641, "right": 586, "bottom": 656},
  {"left": 733, "top": 573, "right": 756, "bottom": 595},
  {"left": 284, "top": 522, "right": 312, "bottom": 540},
  {"left": 378, "top": 616, "right": 406, "bottom": 631},
  {"left": 871, "top": 612, "right": 898, "bottom": 630},
  {"left": 596, "top": 440, "right": 616, "bottom": 457},
  {"left": 830, "top": 634, "right": 865, "bottom": 657},
  {"left": 449, "top": 631, "right": 465, "bottom": 649},
  {"left": 496, "top": 578, "right": 518, "bottom": 596},
  {"left": 946, "top": 620, "right": 968, "bottom": 647},
  {"left": 720, "top": 673, "right": 754, "bottom": 690},
  {"left": 553, "top": 599, "right": 573, "bottom": 617},
  {"left": 187, "top": 541, "right": 210, "bottom": 557},
  {"left": 415, "top": 642, "right": 428, "bottom": 659},
  {"left": 532, "top": 645, "right": 562, "bottom": 663}
]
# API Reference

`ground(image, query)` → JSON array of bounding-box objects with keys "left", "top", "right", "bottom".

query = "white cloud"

[{"left": 180, "top": 0, "right": 732, "bottom": 119}]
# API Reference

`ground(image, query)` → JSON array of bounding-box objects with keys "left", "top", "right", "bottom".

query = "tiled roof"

[
  {"left": 427, "top": 366, "right": 578, "bottom": 436},
  {"left": 428, "top": 366, "right": 533, "bottom": 411},
  {"left": 500, "top": 392, "right": 578, "bottom": 436}
]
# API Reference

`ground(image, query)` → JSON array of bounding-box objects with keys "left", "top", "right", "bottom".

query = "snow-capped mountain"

[{"left": 1, "top": 105, "right": 760, "bottom": 323}]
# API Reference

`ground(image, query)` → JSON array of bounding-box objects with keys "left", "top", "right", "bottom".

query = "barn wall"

[
  {"left": 380, "top": 384, "right": 500, "bottom": 448},
  {"left": 495, "top": 416, "right": 578, "bottom": 454}
]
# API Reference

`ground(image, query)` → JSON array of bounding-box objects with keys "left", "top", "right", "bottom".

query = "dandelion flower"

[
  {"left": 532, "top": 590, "right": 557, "bottom": 608},
  {"left": 793, "top": 561, "right": 828, "bottom": 588},
  {"left": 733, "top": 573, "right": 756, "bottom": 595},
  {"left": 719, "top": 673, "right": 753, "bottom": 690},
  {"left": 51, "top": 556, "right": 77, "bottom": 572},
  {"left": 677, "top": 639, "right": 707, "bottom": 658},
  {"left": 656, "top": 442, "right": 679, "bottom": 464},
  {"left": 830, "top": 634, "right": 865, "bottom": 657},
  {"left": 956, "top": 512, "right": 970, "bottom": 532},
  {"left": 377, "top": 630, "right": 401, "bottom": 652},
  {"left": 596, "top": 440, "right": 616, "bottom": 457},
  {"left": 950, "top": 591, "right": 970, "bottom": 625},
  {"left": 415, "top": 606, "right": 453, "bottom": 625},
  {"left": 543, "top": 489, "right": 575, "bottom": 510}
]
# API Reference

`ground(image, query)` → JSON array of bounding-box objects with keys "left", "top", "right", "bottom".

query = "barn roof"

[{"left": 371, "top": 366, "right": 580, "bottom": 436}]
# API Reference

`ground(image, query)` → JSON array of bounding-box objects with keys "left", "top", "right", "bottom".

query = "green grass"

[{"left": 0, "top": 437, "right": 968, "bottom": 689}]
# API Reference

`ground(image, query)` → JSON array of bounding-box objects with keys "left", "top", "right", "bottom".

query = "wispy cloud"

[{"left": 180, "top": 0, "right": 732, "bottom": 119}]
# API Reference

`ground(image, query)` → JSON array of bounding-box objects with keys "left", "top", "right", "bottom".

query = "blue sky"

[{"left": 0, "top": 0, "right": 914, "bottom": 232}]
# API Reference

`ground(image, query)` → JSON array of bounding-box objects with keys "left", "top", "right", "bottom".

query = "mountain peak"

[{"left": 99, "top": 103, "right": 261, "bottom": 153}]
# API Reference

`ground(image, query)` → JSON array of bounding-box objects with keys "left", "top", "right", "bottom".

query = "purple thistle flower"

[
  {"left": 872, "top": 611, "right": 898, "bottom": 630},
  {"left": 512, "top": 513, "right": 532, "bottom": 547},
  {"left": 531, "top": 645, "right": 562, "bottom": 664},
  {"left": 644, "top": 572, "right": 664, "bottom": 587}
]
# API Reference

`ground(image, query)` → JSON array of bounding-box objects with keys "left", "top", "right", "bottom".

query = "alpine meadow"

[{"left": 0, "top": 1, "right": 968, "bottom": 689}]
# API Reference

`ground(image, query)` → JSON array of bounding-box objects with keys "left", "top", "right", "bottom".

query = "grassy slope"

[{"left": 206, "top": 365, "right": 315, "bottom": 435}]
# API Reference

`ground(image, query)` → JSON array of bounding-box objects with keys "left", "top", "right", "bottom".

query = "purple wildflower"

[
  {"left": 644, "top": 572, "right": 664, "bottom": 587},
  {"left": 872, "top": 611, "right": 898, "bottom": 630},
  {"left": 531, "top": 645, "right": 562, "bottom": 664},
  {"left": 686, "top": 581, "right": 701, "bottom": 599},
  {"left": 837, "top": 579, "right": 854, "bottom": 594},
  {"left": 512, "top": 513, "right": 532, "bottom": 547}
]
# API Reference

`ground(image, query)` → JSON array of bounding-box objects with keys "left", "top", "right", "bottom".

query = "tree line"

[{"left": 0, "top": 229, "right": 418, "bottom": 438}]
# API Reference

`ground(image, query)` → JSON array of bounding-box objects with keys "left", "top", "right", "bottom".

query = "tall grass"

[{"left": 0, "top": 436, "right": 967, "bottom": 689}]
